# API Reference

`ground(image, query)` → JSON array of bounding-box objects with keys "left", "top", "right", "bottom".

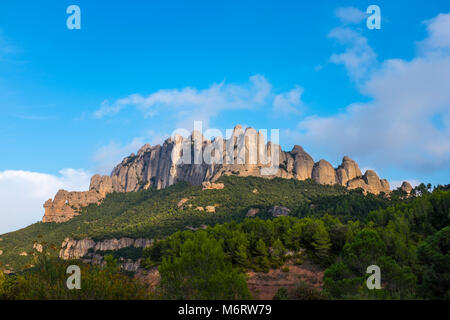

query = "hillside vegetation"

[
  {"left": 0, "top": 176, "right": 391, "bottom": 272},
  {"left": 0, "top": 179, "right": 448, "bottom": 300},
  {"left": 141, "top": 186, "right": 449, "bottom": 299},
  {"left": 1, "top": 176, "right": 448, "bottom": 300}
]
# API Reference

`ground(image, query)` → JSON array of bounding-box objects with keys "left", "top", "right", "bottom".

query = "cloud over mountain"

[
  {"left": 297, "top": 13, "right": 450, "bottom": 174},
  {"left": 0, "top": 169, "right": 91, "bottom": 234}
]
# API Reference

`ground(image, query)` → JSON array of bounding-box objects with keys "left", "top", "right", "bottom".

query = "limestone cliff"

[
  {"left": 59, "top": 237, "right": 153, "bottom": 260},
  {"left": 42, "top": 189, "right": 105, "bottom": 223},
  {"left": 58, "top": 237, "right": 153, "bottom": 272},
  {"left": 42, "top": 125, "right": 399, "bottom": 223}
]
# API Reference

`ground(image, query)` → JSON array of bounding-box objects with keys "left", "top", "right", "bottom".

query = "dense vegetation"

[
  {"left": 142, "top": 186, "right": 449, "bottom": 300},
  {"left": 0, "top": 176, "right": 448, "bottom": 300},
  {"left": 0, "top": 245, "right": 151, "bottom": 300},
  {"left": 0, "top": 176, "right": 356, "bottom": 271}
]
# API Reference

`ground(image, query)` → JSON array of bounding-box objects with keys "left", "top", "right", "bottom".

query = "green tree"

[
  {"left": 323, "top": 262, "right": 362, "bottom": 298},
  {"left": 271, "top": 238, "right": 286, "bottom": 262},
  {"left": 157, "top": 231, "right": 251, "bottom": 300},
  {"left": 376, "top": 255, "right": 416, "bottom": 299},
  {"left": 343, "top": 229, "right": 386, "bottom": 273},
  {"left": 417, "top": 226, "right": 450, "bottom": 299}
]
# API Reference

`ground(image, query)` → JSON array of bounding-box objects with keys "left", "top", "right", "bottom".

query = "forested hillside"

[
  {"left": 0, "top": 176, "right": 448, "bottom": 300},
  {"left": 1, "top": 176, "right": 355, "bottom": 271},
  {"left": 140, "top": 186, "right": 449, "bottom": 299}
]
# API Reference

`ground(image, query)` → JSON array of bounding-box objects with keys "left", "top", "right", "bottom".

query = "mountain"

[
  {"left": 43, "top": 125, "right": 397, "bottom": 223},
  {"left": 1, "top": 175, "right": 368, "bottom": 272}
]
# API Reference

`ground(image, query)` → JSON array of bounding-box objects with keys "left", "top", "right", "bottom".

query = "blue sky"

[{"left": 1, "top": 1, "right": 450, "bottom": 233}]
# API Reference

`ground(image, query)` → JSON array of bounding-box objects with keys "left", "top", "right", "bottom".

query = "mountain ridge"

[{"left": 42, "top": 125, "right": 403, "bottom": 223}]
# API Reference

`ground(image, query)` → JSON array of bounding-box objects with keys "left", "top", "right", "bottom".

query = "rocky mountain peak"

[
  {"left": 42, "top": 125, "right": 399, "bottom": 223},
  {"left": 336, "top": 156, "right": 362, "bottom": 186}
]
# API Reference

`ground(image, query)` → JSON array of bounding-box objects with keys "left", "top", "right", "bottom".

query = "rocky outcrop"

[
  {"left": 246, "top": 208, "right": 260, "bottom": 217},
  {"left": 400, "top": 181, "right": 413, "bottom": 194},
  {"left": 33, "top": 242, "right": 43, "bottom": 253},
  {"left": 43, "top": 186, "right": 106, "bottom": 223},
  {"left": 347, "top": 170, "right": 390, "bottom": 195},
  {"left": 59, "top": 237, "right": 153, "bottom": 260},
  {"left": 202, "top": 182, "right": 225, "bottom": 190},
  {"left": 268, "top": 206, "right": 291, "bottom": 217},
  {"left": 177, "top": 198, "right": 189, "bottom": 208},
  {"left": 291, "top": 145, "right": 314, "bottom": 180},
  {"left": 122, "top": 259, "right": 142, "bottom": 272},
  {"left": 65, "top": 238, "right": 150, "bottom": 271},
  {"left": 336, "top": 156, "right": 362, "bottom": 186},
  {"left": 312, "top": 160, "right": 337, "bottom": 185},
  {"left": 43, "top": 125, "right": 395, "bottom": 222}
]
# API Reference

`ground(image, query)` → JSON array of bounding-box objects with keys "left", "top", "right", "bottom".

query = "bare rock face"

[
  {"left": 202, "top": 182, "right": 225, "bottom": 190},
  {"left": 380, "top": 179, "right": 390, "bottom": 193},
  {"left": 89, "top": 174, "right": 119, "bottom": 196},
  {"left": 336, "top": 156, "right": 362, "bottom": 186},
  {"left": 290, "top": 145, "right": 314, "bottom": 180},
  {"left": 33, "top": 243, "right": 43, "bottom": 253},
  {"left": 42, "top": 189, "right": 105, "bottom": 223},
  {"left": 177, "top": 198, "right": 189, "bottom": 208},
  {"left": 347, "top": 170, "right": 390, "bottom": 195},
  {"left": 59, "top": 237, "right": 153, "bottom": 260},
  {"left": 60, "top": 238, "right": 96, "bottom": 260},
  {"left": 43, "top": 125, "right": 395, "bottom": 222},
  {"left": 401, "top": 181, "right": 413, "bottom": 194},
  {"left": 312, "top": 160, "right": 337, "bottom": 185}
]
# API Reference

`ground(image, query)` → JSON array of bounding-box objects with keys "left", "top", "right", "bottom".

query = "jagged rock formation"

[
  {"left": 347, "top": 170, "right": 390, "bottom": 195},
  {"left": 42, "top": 125, "right": 400, "bottom": 223},
  {"left": 43, "top": 189, "right": 105, "bottom": 223},
  {"left": 59, "top": 237, "right": 153, "bottom": 260}
]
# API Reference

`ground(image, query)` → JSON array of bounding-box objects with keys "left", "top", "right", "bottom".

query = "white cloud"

[
  {"left": 335, "top": 7, "right": 366, "bottom": 24},
  {"left": 92, "top": 130, "right": 170, "bottom": 175},
  {"left": 273, "top": 87, "right": 303, "bottom": 114},
  {"left": 0, "top": 169, "right": 91, "bottom": 234},
  {"left": 94, "top": 75, "right": 303, "bottom": 127},
  {"left": 328, "top": 27, "right": 377, "bottom": 80},
  {"left": 419, "top": 13, "right": 450, "bottom": 53},
  {"left": 297, "top": 13, "right": 450, "bottom": 174}
]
